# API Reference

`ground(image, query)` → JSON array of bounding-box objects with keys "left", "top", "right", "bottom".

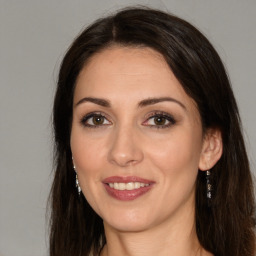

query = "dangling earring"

[
  {"left": 76, "top": 173, "right": 82, "bottom": 195},
  {"left": 206, "top": 170, "right": 212, "bottom": 206},
  {"left": 73, "top": 160, "right": 81, "bottom": 196}
]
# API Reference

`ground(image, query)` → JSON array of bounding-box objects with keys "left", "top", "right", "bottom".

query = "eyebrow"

[
  {"left": 138, "top": 97, "right": 186, "bottom": 110},
  {"left": 75, "top": 96, "right": 186, "bottom": 110},
  {"left": 75, "top": 97, "right": 111, "bottom": 107}
]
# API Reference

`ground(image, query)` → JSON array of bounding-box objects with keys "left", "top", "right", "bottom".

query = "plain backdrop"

[{"left": 1, "top": 0, "right": 255, "bottom": 255}]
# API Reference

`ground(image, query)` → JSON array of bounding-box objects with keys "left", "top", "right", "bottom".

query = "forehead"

[
  {"left": 82, "top": 46, "right": 168, "bottom": 76},
  {"left": 74, "top": 46, "right": 196, "bottom": 110}
]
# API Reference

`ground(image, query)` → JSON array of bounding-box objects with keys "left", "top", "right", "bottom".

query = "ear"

[{"left": 199, "top": 128, "right": 223, "bottom": 171}]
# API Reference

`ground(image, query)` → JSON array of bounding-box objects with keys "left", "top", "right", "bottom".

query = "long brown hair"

[{"left": 50, "top": 7, "right": 255, "bottom": 256}]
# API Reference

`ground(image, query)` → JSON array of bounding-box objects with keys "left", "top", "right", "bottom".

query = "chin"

[
  {"left": 104, "top": 219, "right": 151, "bottom": 233},
  {"left": 103, "top": 209, "right": 164, "bottom": 234},
  {"left": 101, "top": 208, "right": 150, "bottom": 232}
]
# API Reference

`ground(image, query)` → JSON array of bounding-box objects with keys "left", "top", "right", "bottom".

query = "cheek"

[
  {"left": 145, "top": 128, "right": 203, "bottom": 195},
  {"left": 70, "top": 129, "right": 107, "bottom": 174},
  {"left": 70, "top": 130, "right": 107, "bottom": 214},
  {"left": 145, "top": 131, "right": 201, "bottom": 210},
  {"left": 148, "top": 133, "right": 201, "bottom": 171}
]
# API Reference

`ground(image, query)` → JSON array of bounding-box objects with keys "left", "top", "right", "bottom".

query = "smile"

[
  {"left": 102, "top": 176, "right": 154, "bottom": 201},
  {"left": 108, "top": 182, "right": 150, "bottom": 190}
]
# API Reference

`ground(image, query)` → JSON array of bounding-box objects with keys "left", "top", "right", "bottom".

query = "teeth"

[
  {"left": 108, "top": 182, "right": 150, "bottom": 190},
  {"left": 126, "top": 182, "right": 134, "bottom": 190}
]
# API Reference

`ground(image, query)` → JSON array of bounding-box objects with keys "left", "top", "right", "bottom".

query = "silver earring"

[
  {"left": 73, "top": 161, "right": 81, "bottom": 196},
  {"left": 76, "top": 173, "right": 82, "bottom": 196},
  {"left": 206, "top": 170, "right": 212, "bottom": 205}
]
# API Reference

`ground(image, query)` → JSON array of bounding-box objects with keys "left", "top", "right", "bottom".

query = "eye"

[
  {"left": 143, "top": 112, "right": 176, "bottom": 129},
  {"left": 80, "top": 113, "right": 111, "bottom": 128},
  {"left": 152, "top": 116, "right": 168, "bottom": 126}
]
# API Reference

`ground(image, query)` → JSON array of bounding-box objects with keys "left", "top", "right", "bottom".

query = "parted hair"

[{"left": 50, "top": 6, "right": 255, "bottom": 256}]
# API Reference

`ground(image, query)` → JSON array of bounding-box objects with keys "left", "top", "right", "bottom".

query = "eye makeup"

[
  {"left": 79, "top": 110, "right": 177, "bottom": 130},
  {"left": 142, "top": 111, "right": 176, "bottom": 129},
  {"left": 80, "top": 111, "right": 111, "bottom": 128}
]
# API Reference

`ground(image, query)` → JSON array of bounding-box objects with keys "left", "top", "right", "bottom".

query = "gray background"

[{"left": 1, "top": 0, "right": 255, "bottom": 255}]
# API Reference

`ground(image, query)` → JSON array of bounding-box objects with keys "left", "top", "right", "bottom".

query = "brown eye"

[
  {"left": 154, "top": 116, "right": 167, "bottom": 125},
  {"left": 81, "top": 113, "right": 111, "bottom": 127},
  {"left": 143, "top": 112, "right": 176, "bottom": 129},
  {"left": 92, "top": 116, "right": 105, "bottom": 125}
]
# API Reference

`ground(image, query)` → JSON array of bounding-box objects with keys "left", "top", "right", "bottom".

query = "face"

[{"left": 71, "top": 46, "right": 207, "bottom": 232}]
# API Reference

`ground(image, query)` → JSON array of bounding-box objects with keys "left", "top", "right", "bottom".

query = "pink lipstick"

[{"left": 102, "top": 176, "right": 155, "bottom": 201}]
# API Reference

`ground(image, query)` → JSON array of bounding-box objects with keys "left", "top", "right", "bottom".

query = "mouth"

[
  {"left": 102, "top": 176, "right": 155, "bottom": 201},
  {"left": 108, "top": 182, "right": 150, "bottom": 190}
]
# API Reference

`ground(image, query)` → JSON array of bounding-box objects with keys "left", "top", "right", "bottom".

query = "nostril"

[
  {"left": 108, "top": 151, "right": 144, "bottom": 167},
  {"left": 107, "top": 129, "right": 144, "bottom": 166}
]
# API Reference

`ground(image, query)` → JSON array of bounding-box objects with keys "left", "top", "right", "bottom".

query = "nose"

[{"left": 107, "top": 125, "right": 144, "bottom": 167}]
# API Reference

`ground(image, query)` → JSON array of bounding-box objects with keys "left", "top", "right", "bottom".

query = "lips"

[{"left": 102, "top": 176, "right": 155, "bottom": 201}]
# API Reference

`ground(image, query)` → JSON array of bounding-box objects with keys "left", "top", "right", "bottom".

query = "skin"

[{"left": 70, "top": 46, "right": 222, "bottom": 256}]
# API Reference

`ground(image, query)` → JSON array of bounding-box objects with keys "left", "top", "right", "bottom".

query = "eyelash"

[
  {"left": 80, "top": 111, "right": 176, "bottom": 129},
  {"left": 80, "top": 112, "right": 110, "bottom": 128},
  {"left": 143, "top": 111, "right": 176, "bottom": 129}
]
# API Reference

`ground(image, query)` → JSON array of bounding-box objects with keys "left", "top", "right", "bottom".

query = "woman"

[{"left": 49, "top": 7, "right": 255, "bottom": 256}]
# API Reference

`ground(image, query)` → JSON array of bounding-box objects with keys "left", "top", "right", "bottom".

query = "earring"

[
  {"left": 206, "top": 170, "right": 212, "bottom": 206},
  {"left": 73, "top": 161, "right": 81, "bottom": 196},
  {"left": 76, "top": 173, "right": 82, "bottom": 196}
]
